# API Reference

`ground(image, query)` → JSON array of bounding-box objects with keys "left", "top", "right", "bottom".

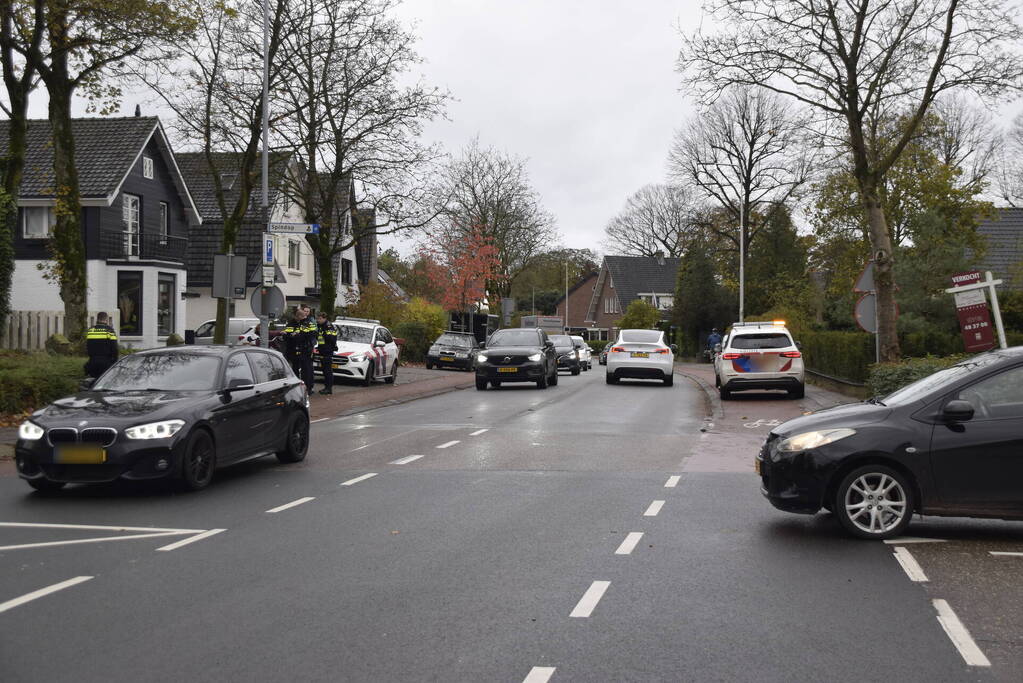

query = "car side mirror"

[
  {"left": 670, "top": 344, "right": 678, "bottom": 353},
  {"left": 479, "top": 342, "right": 486, "bottom": 349},
  {"left": 79, "top": 377, "right": 96, "bottom": 390},
  {"left": 942, "top": 399, "right": 975, "bottom": 422},
  {"left": 713, "top": 343, "right": 722, "bottom": 353},
  {"left": 795, "top": 340, "right": 803, "bottom": 350},
  {"left": 374, "top": 340, "right": 386, "bottom": 347}
]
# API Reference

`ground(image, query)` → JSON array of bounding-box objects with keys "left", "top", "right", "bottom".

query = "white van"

[{"left": 190, "top": 317, "right": 259, "bottom": 346}]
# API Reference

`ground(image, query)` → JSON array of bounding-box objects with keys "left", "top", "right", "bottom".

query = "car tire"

[
  {"left": 426, "top": 362, "right": 433, "bottom": 370},
  {"left": 385, "top": 361, "right": 398, "bottom": 385},
  {"left": 606, "top": 372, "right": 618, "bottom": 385},
  {"left": 719, "top": 385, "right": 731, "bottom": 400},
  {"left": 276, "top": 412, "right": 309, "bottom": 463},
  {"left": 362, "top": 360, "right": 374, "bottom": 387},
  {"left": 834, "top": 465, "right": 914, "bottom": 540},
  {"left": 536, "top": 370, "right": 548, "bottom": 389},
  {"left": 664, "top": 374, "right": 674, "bottom": 387},
  {"left": 789, "top": 383, "right": 805, "bottom": 399},
  {"left": 550, "top": 368, "right": 559, "bottom": 386},
  {"left": 475, "top": 377, "right": 488, "bottom": 390},
  {"left": 571, "top": 366, "right": 580, "bottom": 376},
  {"left": 181, "top": 429, "right": 216, "bottom": 491},
  {"left": 27, "top": 478, "right": 66, "bottom": 492}
]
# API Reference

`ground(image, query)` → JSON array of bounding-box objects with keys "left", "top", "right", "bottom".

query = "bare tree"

[
  {"left": 928, "top": 97, "right": 997, "bottom": 195},
  {"left": 429, "top": 139, "right": 557, "bottom": 300},
  {"left": 668, "top": 86, "right": 811, "bottom": 267},
  {"left": 679, "top": 0, "right": 1023, "bottom": 361},
  {"left": 993, "top": 111, "right": 1023, "bottom": 207},
  {"left": 275, "top": 0, "right": 447, "bottom": 316},
  {"left": 603, "top": 184, "right": 699, "bottom": 258}
]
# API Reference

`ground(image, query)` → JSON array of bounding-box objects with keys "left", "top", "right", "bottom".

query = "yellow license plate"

[
  {"left": 55, "top": 445, "right": 106, "bottom": 464},
  {"left": 497, "top": 367, "right": 518, "bottom": 373},
  {"left": 332, "top": 364, "right": 342, "bottom": 370},
  {"left": 754, "top": 459, "right": 761, "bottom": 475},
  {"left": 631, "top": 352, "right": 649, "bottom": 358},
  {"left": 440, "top": 356, "right": 455, "bottom": 362}
]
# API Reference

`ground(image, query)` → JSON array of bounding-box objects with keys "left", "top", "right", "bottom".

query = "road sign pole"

[{"left": 986, "top": 271, "right": 1007, "bottom": 349}]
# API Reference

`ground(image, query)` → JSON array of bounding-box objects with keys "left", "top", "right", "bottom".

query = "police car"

[
  {"left": 323, "top": 317, "right": 400, "bottom": 386},
  {"left": 713, "top": 321, "right": 805, "bottom": 399}
]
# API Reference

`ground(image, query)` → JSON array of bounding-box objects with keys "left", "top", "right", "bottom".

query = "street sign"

[
  {"left": 250, "top": 285, "right": 286, "bottom": 317},
  {"left": 853, "top": 261, "right": 874, "bottom": 293},
  {"left": 854, "top": 293, "right": 876, "bottom": 333},
  {"left": 212, "top": 254, "right": 247, "bottom": 299},
  {"left": 267, "top": 223, "right": 319, "bottom": 234},
  {"left": 261, "top": 265, "right": 275, "bottom": 287},
  {"left": 948, "top": 271, "right": 996, "bottom": 352},
  {"left": 262, "top": 234, "right": 274, "bottom": 266}
]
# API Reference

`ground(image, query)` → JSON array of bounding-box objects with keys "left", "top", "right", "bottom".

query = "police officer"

[
  {"left": 283, "top": 305, "right": 317, "bottom": 391},
  {"left": 315, "top": 312, "right": 339, "bottom": 395},
  {"left": 84, "top": 312, "right": 119, "bottom": 378}
]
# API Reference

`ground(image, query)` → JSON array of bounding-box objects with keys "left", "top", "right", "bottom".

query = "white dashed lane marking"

[
  {"left": 933, "top": 599, "right": 991, "bottom": 667},
  {"left": 156, "top": 529, "right": 226, "bottom": 552},
  {"left": 570, "top": 580, "right": 610, "bottom": 618},
  {"left": 644, "top": 500, "right": 665, "bottom": 517},
  {"left": 990, "top": 551, "right": 1023, "bottom": 557},
  {"left": 437, "top": 440, "right": 460, "bottom": 449},
  {"left": 470, "top": 429, "right": 489, "bottom": 436},
  {"left": 892, "top": 546, "right": 929, "bottom": 582},
  {"left": 390, "top": 455, "right": 424, "bottom": 465},
  {"left": 0, "top": 576, "right": 94, "bottom": 615},
  {"left": 522, "top": 666, "right": 556, "bottom": 683},
  {"left": 340, "top": 473, "right": 378, "bottom": 486},
  {"left": 615, "top": 532, "right": 644, "bottom": 556},
  {"left": 266, "top": 497, "right": 316, "bottom": 514},
  {"left": 664, "top": 476, "right": 680, "bottom": 488},
  {"left": 311, "top": 418, "right": 330, "bottom": 423}
]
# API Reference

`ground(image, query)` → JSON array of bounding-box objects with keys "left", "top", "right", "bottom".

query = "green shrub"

[
  {"left": 798, "top": 330, "right": 875, "bottom": 383},
  {"left": 165, "top": 333, "right": 185, "bottom": 346},
  {"left": 586, "top": 340, "right": 607, "bottom": 355},
  {"left": 44, "top": 333, "right": 81, "bottom": 356},
  {"left": 0, "top": 351, "right": 87, "bottom": 414},
  {"left": 867, "top": 355, "right": 967, "bottom": 397},
  {"left": 393, "top": 321, "right": 432, "bottom": 363}
]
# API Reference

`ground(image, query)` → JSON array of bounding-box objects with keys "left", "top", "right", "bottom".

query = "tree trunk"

[
  {"left": 316, "top": 245, "right": 338, "bottom": 318},
  {"left": 859, "top": 183, "right": 901, "bottom": 362},
  {"left": 214, "top": 212, "right": 247, "bottom": 345},
  {"left": 47, "top": 78, "right": 88, "bottom": 342},
  {"left": 0, "top": 111, "right": 26, "bottom": 330}
]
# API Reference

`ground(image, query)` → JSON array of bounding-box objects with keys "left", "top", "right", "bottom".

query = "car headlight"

[
  {"left": 477, "top": 353, "right": 488, "bottom": 364},
  {"left": 778, "top": 428, "right": 856, "bottom": 452},
  {"left": 125, "top": 419, "right": 185, "bottom": 440},
  {"left": 527, "top": 352, "right": 542, "bottom": 361},
  {"left": 18, "top": 420, "right": 44, "bottom": 441}
]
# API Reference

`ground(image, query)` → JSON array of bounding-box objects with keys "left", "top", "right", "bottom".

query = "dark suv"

[
  {"left": 426, "top": 331, "right": 480, "bottom": 371},
  {"left": 475, "top": 328, "right": 558, "bottom": 390},
  {"left": 549, "top": 334, "right": 581, "bottom": 375}
]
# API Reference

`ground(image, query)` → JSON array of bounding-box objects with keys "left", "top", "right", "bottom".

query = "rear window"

[
  {"left": 549, "top": 335, "right": 573, "bottom": 347},
  {"left": 620, "top": 330, "right": 661, "bottom": 343},
  {"left": 730, "top": 333, "right": 792, "bottom": 350}
]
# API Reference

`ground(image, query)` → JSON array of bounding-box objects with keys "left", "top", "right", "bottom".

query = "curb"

[{"left": 674, "top": 365, "right": 724, "bottom": 420}]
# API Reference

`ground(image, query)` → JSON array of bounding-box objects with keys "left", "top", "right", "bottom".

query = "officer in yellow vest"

[
  {"left": 315, "top": 312, "right": 339, "bottom": 394},
  {"left": 84, "top": 312, "right": 119, "bottom": 378},
  {"left": 282, "top": 305, "right": 317, "bottom": 391}
]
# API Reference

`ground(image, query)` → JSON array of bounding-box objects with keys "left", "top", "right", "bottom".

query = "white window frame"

[
  {"left": 122, "top": 194, "right": 141, "bottom": 256},
  {"left": 22, "top": 206, "right": 55, "bottom": 239},
  {"left": 288, "top": 240, "right": 301, "bottom": 271},
  {"left": 142, "top": 156, "right": 154, "bottom": 179},
  {"left": 159, "top": 201, "right": 169, "bottom": 244}
]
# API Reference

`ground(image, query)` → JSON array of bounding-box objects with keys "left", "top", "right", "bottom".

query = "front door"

[
  {"left": 929, "top": 364, "right": 1023, "bottom": 508},
  {"left": 210, "top": 352, "right": 265, "bottom": 462}
]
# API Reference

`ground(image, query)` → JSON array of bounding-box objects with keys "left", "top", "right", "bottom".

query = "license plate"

[
  {"left": 754, "top": 458, "right": 761, "bottom": 475},
  {"left": 332, "top": 364, "right": 342, "bottom": 370},
  {"left": 440, "top": 356, "right": 455, "bottom": 362},
  {"left": 497, "top": 367, "right": 518, "bottom": 373},
  {"left": 631, "top": 352, "right": 649, "bottom": 358},
  {"left": 55, "top": 445, "right": 106, "bottom": 464}
]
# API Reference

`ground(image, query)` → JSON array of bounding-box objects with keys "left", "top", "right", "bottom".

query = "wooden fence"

[{"left": 0, "top": 311, "right": 119, "bottom": 351}]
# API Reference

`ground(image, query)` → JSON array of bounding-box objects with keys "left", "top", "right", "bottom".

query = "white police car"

[
  {"left": 324, "top": 317, "right": 400, "bottom": 386},
  {"left": 713, "top": 321, "right": 804, "bottom": 399}
]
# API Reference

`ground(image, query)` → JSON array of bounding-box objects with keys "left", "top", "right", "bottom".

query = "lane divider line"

[
  {"left": 266, "top": 497, "right": 316, "bottom": 514},
  {"left": 390, "top": 455, "right": 424, "bottom": 465},
  {"left": 341, "top": 473, "right": 378, "bottom": 486},
  {"left": 0, "top": 521, "right": 204, "bottom": 533},
  {"left": 0, "top": 576, "right": 94, "bottom": 614},
  {"left": 664, "top": 475, "right": 681, "bottom": 488},
  {"left": 570, "top": 580, "right": 610, "bottom": 618},
  {"left": 156, "top": 529, "right": 226, "bottom": 552},
  {"left": 893, "top": 546, "right": 929, "bottom": 582},
  {"left": 990, "top": 551, "right": 1023, "bottom": 557},
  {"left": 311, "top": 417, "right": 330, "bottom": 423},
  {"left": 883, "top": 537, "right": 947, "bottom": 544},
  {"left": 522, "top": 666, "right": 556, "bottom": 683},
  {"left": 644, "top": 500, "right": 665, "bottom": 517},
  {"left": 615, "top": 532, "right": 644, "bottom": 556},
  {"left": 0, "top": 531, "right": 186, "bottom": 552},
  {"left": 933, "top": 599, "right": 991, "bottom": 667},
  {"left": 470, "top": 429, "right": 489, "bottom": 436},
  {"left": 437, "top": 440, "right": 460, "bottom": 449}
]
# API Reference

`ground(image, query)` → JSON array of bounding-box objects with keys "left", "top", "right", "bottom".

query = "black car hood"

[
  {"left": 483, "top": 345, "right": 542, "bottom": 356},
  {"left": 33, "top": 390, "right": 201, "bottom": 425},
  {"left": 773, "top": 401, "right": 892, "bottom": 437}
]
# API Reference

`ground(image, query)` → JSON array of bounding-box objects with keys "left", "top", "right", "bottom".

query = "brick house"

[
  {"left": 584, "top": 254, "right": 681, "bottom": 339},
  {"left": 554, "top": 271, "right": 598, "bottom": 337}
]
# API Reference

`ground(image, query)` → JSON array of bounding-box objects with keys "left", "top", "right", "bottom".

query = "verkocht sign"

[{"left": 950, "top": 271, "right": 995, "bottom": 352}]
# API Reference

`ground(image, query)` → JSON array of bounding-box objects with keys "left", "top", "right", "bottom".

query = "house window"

[
  {"left": 157, "top": 274, "right": 175, "bottom": 337},
  {"left": 220, "top": 173, "right": 237, "bottom": 190},
  {"left": 657, "top": 295, "right": 673, "bottom": 310},
  {"left": 288, "top": 240, "right": 301, "bottom": 270},
  {"left": 159, "top": 202, "right": 169, "bottom": 243},
  {"left": 22, "top": 207, "right": 55, "bottom": 238},
  {"left": 142, "top": 156, "right": 154, "bottom": 179},
  {"left": 341, "top": 258, "right": 353, "bottom": 285},
  {"left": 122, "top": 194, "right": 140, "bottom": 256},
  {"left": 117, "top": 271, "right": 143, "bottom": 336}
]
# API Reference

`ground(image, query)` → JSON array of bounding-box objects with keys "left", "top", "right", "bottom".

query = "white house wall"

[{"left": 11, "top": 260, "right": 65, "bottom": 311}]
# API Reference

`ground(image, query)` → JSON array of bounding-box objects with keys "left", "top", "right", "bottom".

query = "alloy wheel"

[{"left": 843, "top": 472, "right": 908, "bottom": 535}]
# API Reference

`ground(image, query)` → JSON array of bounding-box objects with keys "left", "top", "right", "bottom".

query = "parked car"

[
  {"left": 599, "top": 342, "right": 612, "bottom": 365},
  {"left": 758, "top": 347, "right": 1023, "bottom": 539},
  {"left": 425, "top": 331, "right": 480, "bottom": 371},
  {"left": 14, "top": 346, "right": 309, "bottom": 492},
  {"left": 549, "top": 334, "right": 581, "bottom": 375},
  {"left": 189, "top": 317, "right": 259, "bottom": 346},
  {"left": 714, "top": 321, "right": 804, "bottom": 399},
  {"left": 606, "top": 329, "right": 675, "bottom": 386},
  {"left": 570, "top": 335, "right": 593, "bottom": 370},
  {"left": 475, "top": 327, "right": 558, "bottom": 390},
  {"left": 324, "top": 317, "right": 400, "bottom": 386}
]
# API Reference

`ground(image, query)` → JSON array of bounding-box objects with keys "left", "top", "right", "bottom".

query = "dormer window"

[
  {"left": 142, "top": 156, "right": 154, "bottom": 179},
  {"left": 220, "top": 173, "right": 237, "bottom": 190}
]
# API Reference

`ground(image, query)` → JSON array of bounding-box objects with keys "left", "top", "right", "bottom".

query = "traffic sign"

[
  {"left": 261, "top": 265, "right": 275, "bottom": 287},
  {"left": 853, "top": 261, "right": 874, "bottom": 292},
  {"left": 267, "top": 223, "right": 319, "bottom": 234},
  {"left": 262, "top": 234, "right": 274, "bottom": 266},
  {"left": 251, "top": 285, "right": 286, "bottom": 317},
  {"left": 854, "top": 293, "right": 876, "bottom": 333}
]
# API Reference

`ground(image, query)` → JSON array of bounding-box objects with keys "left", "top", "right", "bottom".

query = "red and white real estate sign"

[{"left": 950, "top": 271, "right": 995, "bottom": 352}]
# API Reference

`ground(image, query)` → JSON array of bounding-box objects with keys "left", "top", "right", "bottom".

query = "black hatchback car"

[
  {"left": 15, "top": 346, "right": 310, "bottom": 492},
  {"left": 758, "top": 347, "right": 1023, "bottom": 539},
  {"left": 475, "top": 328, "right": 558, "bottom": 390},
  {"left": 425, "top": 331, "right": 480, "bottom": 371}
]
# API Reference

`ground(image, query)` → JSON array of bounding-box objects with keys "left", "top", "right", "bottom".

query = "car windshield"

[
  {"left": 549, "top": 335, "right": 573, "bottom": 348},
  {"left": 94, "top": 353, "right": 221, "bottom": 391},
  {"left": 489, "top": 329, "right": 541, "bottom": 347},
  {"left": 730, "top": 333, "right": 791, "bottom": 350},
  {"left": 883, "top": 355, "right": 1005, "bottom": 406},
  {"left": 620, "top": 330, "right": 661, "bottom": 343},
  {"left": 336, "top": 325, "right": 374, "bottom": 343},
  {"left": 436, "top": 334, "right": 473, "bottom": 347}
]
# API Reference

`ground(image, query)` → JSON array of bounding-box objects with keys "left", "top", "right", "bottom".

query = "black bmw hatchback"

[
  {"left": 15, "top": 346, "right": 310, "bottom": 492},
  {"left": 758, "top": 347, "right": 1023, "bottom": 539}
]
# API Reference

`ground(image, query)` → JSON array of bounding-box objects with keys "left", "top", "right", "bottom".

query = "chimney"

[{"left": 134, "top": 104, "right": 141, "bottom": 117}]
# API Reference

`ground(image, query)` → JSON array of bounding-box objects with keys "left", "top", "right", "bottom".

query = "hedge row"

[
  {"left": 797, "top": 330, "right": 876, "bottom": 383},
  {"left": 0, "top": 352, "right": 86, "bottom": 415},
  {"left": 866, "top": 355, "right": 967, "bottom": 397}
]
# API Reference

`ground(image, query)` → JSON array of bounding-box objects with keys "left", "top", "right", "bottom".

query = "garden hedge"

[
  {"left": 393, "top": 321, "right": 433, "bottom": 363},
  {"left": 0, "top": 351, "right": 86, "bottom": 415}
]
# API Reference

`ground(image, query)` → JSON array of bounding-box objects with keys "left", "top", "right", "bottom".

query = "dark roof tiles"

[{"left": 975, "top": 208, "right": 1023, "bottom": 289}]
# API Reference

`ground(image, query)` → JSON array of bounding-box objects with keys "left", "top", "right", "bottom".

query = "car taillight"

[
  {"left": 780, "top": 351, "right": 802, "bottom": 358},
  {"left": 655, "top": 349, "right": 670, "bottom": 354},
  {"left": 722, "top": 353, "right": 742, "bottom": 360},
  {"left": 611, "top": 346, "right": 625, "bottom": 353}
]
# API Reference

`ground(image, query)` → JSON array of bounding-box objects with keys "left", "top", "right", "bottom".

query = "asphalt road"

[{"left": 1, "top": 366, "right": 1020, "bottom": 682}]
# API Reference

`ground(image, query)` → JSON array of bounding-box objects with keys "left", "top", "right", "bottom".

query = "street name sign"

[{"left": 268, "top": 223, "right": 319, "bottom": 234}]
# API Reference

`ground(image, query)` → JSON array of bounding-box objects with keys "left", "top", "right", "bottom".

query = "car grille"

[
  {"left": 46, "top": 428, "right": 78, "bottom": 446},
  {"left": 46, "top": 427, "right": 118, "bottom": 447},
  {"left": 334, "top": 356, "right": 350, "bottom": 365},
  {"left": 493, "top": 355, "right": 530, "bottom": 365}
]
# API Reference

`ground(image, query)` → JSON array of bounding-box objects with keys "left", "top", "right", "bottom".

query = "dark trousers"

[
  {"left": 291, "top": 355, "right": 314, "bottom": 391},
  {"left": 318, "top": 353, "right": 334, "bottom": 392}
]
